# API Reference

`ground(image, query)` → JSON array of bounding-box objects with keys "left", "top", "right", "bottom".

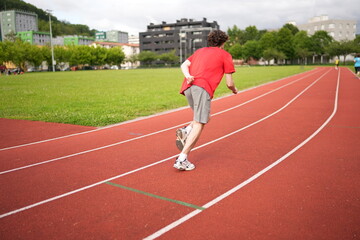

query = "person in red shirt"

[{"left": 174, "top": 30, "right": 238, "bottom": 171}]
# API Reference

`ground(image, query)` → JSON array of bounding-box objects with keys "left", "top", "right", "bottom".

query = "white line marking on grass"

[
  {"left": 0, "top": 69, "right": 323, "bottom": 175},
  {"left": 0, "top": 69, "right": 320, "bottom": 151},
  {"left": 0, "top": 69, "right": 331, "bottom": 219},
  {"left": 143, "top": 68, "right": 340, "bottom": 240}
]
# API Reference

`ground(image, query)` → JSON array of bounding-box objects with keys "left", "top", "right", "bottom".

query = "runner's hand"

[
  {"left": 186, "top": 76, "right": 195, "bottom": 84},
  {"left": 232, "top": 87, "right": 238, "bottom": 94}
]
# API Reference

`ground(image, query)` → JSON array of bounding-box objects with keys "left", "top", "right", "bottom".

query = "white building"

[
  {"left": 295, "top": 15, "right": 357, "bottom": 41},
  {"left": 91, "top": 41, "right": 140, "bottom": 68},
  {"left": 128, "top": 34, "right": 139, "bottom": 44}
]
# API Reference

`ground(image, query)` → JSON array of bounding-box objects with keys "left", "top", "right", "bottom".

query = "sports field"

[
  {"left": 0, "top": 66, "right": 313, "bottom": 126},
  {"left": 0, "top": 67, "right": 359, "bottom": 239}
]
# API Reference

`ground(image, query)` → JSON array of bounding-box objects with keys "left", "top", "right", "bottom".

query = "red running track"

[{"left": 0, "top": 67, "right": 359, "bottom": 239}]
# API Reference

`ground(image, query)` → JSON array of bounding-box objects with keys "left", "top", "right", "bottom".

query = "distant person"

[
  {"left": 174, "top": 30, "right": 238, "bottom": 171},
  {"left": 335, "top": 58, "right": 339, "bottom": 70},
  {"left": 354, "top": 54, "right": 360, "bottom": 78}
]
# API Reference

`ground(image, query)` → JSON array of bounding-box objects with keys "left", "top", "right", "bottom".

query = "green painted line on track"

[{"left": 105, "top": 182, "right": 206, "bottom": 210}]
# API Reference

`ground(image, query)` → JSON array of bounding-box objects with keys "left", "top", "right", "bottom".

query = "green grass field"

[{"left": 0, "top": 66, "right": 314, "bottom": 127}]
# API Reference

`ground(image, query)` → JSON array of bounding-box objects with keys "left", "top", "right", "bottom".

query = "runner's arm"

[
  {"left": 225, "top": 73, "right": 238, "bottom": 94},
  {"left": 181, "top": 60, "right": 195, "bottom": 84}
]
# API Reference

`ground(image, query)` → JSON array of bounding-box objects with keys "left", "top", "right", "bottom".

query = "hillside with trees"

[
  {"left": 225, "top": 24, "right": 360, "bottom": 65},
  {"left": 1, "top": 0, "right": 96, "bottom": 37}
]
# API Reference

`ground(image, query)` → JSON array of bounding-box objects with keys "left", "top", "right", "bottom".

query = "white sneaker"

[
  {"left": 175, "top": 127, "right": 188, "bottom": 151},
  {"left": 173, "top": 158, "right": 195, "bottom": 171}
]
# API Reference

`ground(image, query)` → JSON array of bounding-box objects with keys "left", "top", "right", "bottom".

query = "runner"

[
  {"left": 354, "top": 54, "right": 360, "bottom": 78},
  {"left": 335, "top": 58, "right": 339, "bottom": 70},
  {"left": 174, "top": 30, "right": 238, "bottom": 171}
]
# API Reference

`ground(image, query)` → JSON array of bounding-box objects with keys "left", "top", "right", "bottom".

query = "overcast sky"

[{"left": 24, "top": 0, "right": 359, "bottom": 36}]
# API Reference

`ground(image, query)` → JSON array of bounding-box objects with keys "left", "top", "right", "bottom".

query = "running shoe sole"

[{"left": 175, "top": 128, "right": 186, "bottom": 151}]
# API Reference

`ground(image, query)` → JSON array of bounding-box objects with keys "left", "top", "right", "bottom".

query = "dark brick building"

[{"left": 139, "top": 18, "right": 219, "bottom": 63}]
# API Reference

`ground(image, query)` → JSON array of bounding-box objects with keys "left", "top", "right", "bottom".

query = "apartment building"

[
  {"left": 95, "top": 30, "right": 129, "bottom": 43},
  {"left": 296, "top": 15, "right": 357, "bottom": 41},
  {"left": 17, "top": 31, "right": 50, "bottom": 45},
  {"left": 64, "top": 35, "right": 94, "bottom": 45},
  {"left": 140, "top": 18, "right": 219, "bottom": 62},
  {"left": 106, "top": 30, "right": 128, "bottom": 43},
  {"left": 0, "top": 10, "right": 38, "bottom": 40}
]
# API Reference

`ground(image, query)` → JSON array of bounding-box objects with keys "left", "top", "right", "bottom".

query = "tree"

[
  {"left": 309, "top": 30, "right": 333, "bottom": 63},
  {"left": 68, "top": 45, "right": 93, "bottom": 66},
  {"left": 276, "top": 27, "right": 295, "bottom": 63},
  {"left": 263, "top": 48, "right": 286, "bottom": 65},
  {"left": 159, "top": 50, "right": 179, "bottom": 66},
  {"left": 6, "top": 39, "right": 29, "bottom": 69},
  {"left": 340, "top": 41, "right": 357, "bottom": 64},
  {"left": 228, "top": 43, "right": 243, "bottom": 59},
  {"left": 226, "top": 25, "right": 244, "bottom": 47},
  {"left": 242, "top": 40, "right": 262, "bottom": 61},
  {"left": 138, "top": 51, "right": 158, "bottom": 66},
  {"left": 282, "top": 23, "right": 299, "bottom": 36},
  {"left": 26, "top": 44, "right": 44, "bottom": 68},
  {"left": 354, "top": 35, "right": 360, "bottom": 53},
  {"left": 4, "top": 31, "right": 19, "bottom": 42},
  {"left": 91, "top": 46, "right": 107, "bottom": 66},
  {"left": 259, "top": 31, "right": 277, "bottom": 58},
  {"left": 331, "top": 40, "right": 357, "bottom": 63},
  {"left": 126, "top": 54, "right": 139, "bottom": 68},
  {"left": 40, "top": 45, "right": 51, "bottom": 68},
  {"left": 106, "top": 47, "right": 125, "bottom": 66},
  {"left": 0, "top": 41, "right": 9, "bottom": 64},
  {"left": 244, "top": 26, "right": 260, "bottom": 42},
  {"left": 293, "top": 31, "right": 312, "bottom": 64},
  {"left": 54, "top": 46, "right": 70, "bottom": 69}
]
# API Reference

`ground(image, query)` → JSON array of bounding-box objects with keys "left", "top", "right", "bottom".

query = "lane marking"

[
  {"left": 0, "top": 69, "right": 323, "bottom": 175},
  {"left": 143, "top": 68, "right": 341, "bottom": 240},
  {"left": 0, "top": 69, "right": 331, "bottom": 219},
  {"left": 0, "top": 69, "right": 319, "bottom": 151},
  {"left": 105, "top": 182, "right": 205, "bottom": 210}
]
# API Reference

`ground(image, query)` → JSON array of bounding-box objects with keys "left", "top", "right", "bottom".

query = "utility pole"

[{"left": 46, "top": 9, "right": 55, "bottom": 72}]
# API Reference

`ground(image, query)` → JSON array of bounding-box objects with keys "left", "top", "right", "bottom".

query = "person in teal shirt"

[{"left": 354, "top": 54, "right": 360, "bottom": 78}]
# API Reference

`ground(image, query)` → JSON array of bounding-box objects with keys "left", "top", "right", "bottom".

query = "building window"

[{"left": 329, "top": 23, "right": 335, "bottom": 28}]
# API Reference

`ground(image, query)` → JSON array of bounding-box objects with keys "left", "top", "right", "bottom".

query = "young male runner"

[
  {"left": 354, "top": 54, "right": 360, "bottom": 78},
  {"left": 174, "top": 30, "right": 238, "bottom": 171}
]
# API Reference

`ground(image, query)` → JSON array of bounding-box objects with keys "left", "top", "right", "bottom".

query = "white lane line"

[
  {"left": 0, "top": 69, "right": 320, "bottom": 151},
  {"left": 0, "top": 69, "right": 323, "bottom": 175},
  {"left": 0, "top": 69, "right": 331, "bottom": 219},
  {"left": 143, "top": 68, "right": 340, "bottom": 240}
]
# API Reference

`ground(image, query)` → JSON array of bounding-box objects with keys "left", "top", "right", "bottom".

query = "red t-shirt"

[{"left": 180, "top": 47, "right": 235, "bottom": 98}]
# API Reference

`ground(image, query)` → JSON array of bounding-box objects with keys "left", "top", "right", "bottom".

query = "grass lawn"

[{"left": 0, "top": 66, "right": 314, "bottom": 127}]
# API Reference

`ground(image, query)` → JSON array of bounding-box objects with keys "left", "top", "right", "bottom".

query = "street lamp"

[{"left": 46, "top": 9, "right": 55, "bottom": 72}]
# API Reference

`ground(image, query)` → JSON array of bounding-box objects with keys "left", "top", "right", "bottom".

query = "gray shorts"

[{"left": 184, "top": 85, "right": 211, "bottom": 124}]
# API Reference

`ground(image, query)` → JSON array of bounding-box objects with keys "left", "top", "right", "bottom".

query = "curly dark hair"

[{"left": 207, "top": 30, "right": 229, "bottom": 47}]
